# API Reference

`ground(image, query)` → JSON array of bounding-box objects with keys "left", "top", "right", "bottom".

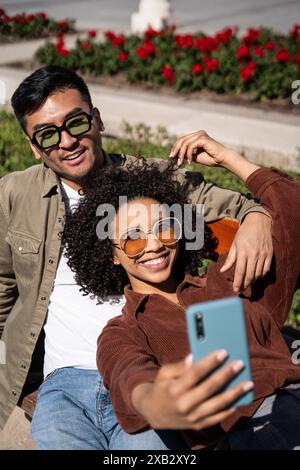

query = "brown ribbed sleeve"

[
  {"left": 97, "top": 316, "right": 159, "bottom": 433},
  {"left": 245, "top": 167, "right": 300, "bottom": 328}
]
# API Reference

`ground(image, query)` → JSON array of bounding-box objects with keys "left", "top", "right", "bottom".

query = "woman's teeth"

[{"left": 142, "top": 256, "right": 166, "bottom": 266}]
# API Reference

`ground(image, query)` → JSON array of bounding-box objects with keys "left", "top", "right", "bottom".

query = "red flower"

[
  {"left": 248, "top": 60, "right": 256, "bottom": 70},
  {"left": 38, "top": 12, "right": 47, "bottom": 21},
  {"left": 215, "top": 27, "right": 233, "bottom": 44},
  {"left": 2, "top": 15, "right": 10, "bottom": 24},
  {"left": 12, "top": 14, "right": 19, "bottom": 23},
  {"left": 240, "top": 66, "right": 254, "bottom": 83},
  {"left": 112, "top": 34, "right": 125, "bottom": 47},
  {"left": 264, "top": 41, "right": 275, "bottom": 51},
  {"left": 56, "top": 35, "right": 65, "bottom": 47},
  {"left": 0, "top": 8, "right": 5, "bottom": 16},
  {"left": 118, "top": 51, "right": 127, "bottom": 62},
  {"left": 87, "top": 30, "right": 97, "bottom": 38},
  {"left": 20, "top": 18, "right": 29, "bottom": 26},
  {"left": 136, "top": 40, "right": 156, "bottom": 58},
  {"left": 145, "top": 27, "right": 159, "bottom": 37},
  {"left": 55, "top": 36, "right": 69, "bottom": 56},
  {"left": 242, "top": 27, "right": 260, "bottom": 44},
  {"left": 294, "top": 52, "right": 300, "bottom": 63},
  {"left": 195, "top": 36, "right": 217, "bottom": 52},
  {"left": 56, "top": 41, "right": 70, "bottom": 57},
  {"left": 236, "top": 44, "right": 250, "bottom": 59},
  {"left": 27, "top": 14, "right": 35, "bottom": 21},
  {"left": 104, "top": 31, "right": 115, "bottom": 41},
  {"left": 136, "top": 47, "right": 148, "bottom": 58},
  {"left": 289, "top": 24, "right": 300, "bottom": 37},
  {"left": 254, "top": 46, "right": 263, "bottom": 57},
  {"left": 175, "top": 34, "right": 193, "bottom": 48},
  {"left": 80, "top": 41, "right": 92, "bottom": 51},
  {"left": 206, "top": 58, "right": 220, "bottom": 73},
  {"left": 192, "top": 63, "right": 203, "bottom": 75},
  {"left": 161, "top": 65, "right": 175, "bottom": 84},
  {"left": 58, "top": 20, "right": 68, "bottom": 29},
  {"left": 58, "top": 47, "right": 70, "bottom": 57},
  {"left": 276, "top": 49, "right": 291, "bottom": 63}
]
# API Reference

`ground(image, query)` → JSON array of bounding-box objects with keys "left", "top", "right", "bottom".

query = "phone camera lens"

[{"left": 195, "top": 313, "right": 205, "bottom": 340}]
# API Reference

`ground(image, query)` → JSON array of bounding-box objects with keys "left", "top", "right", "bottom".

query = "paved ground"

[
  {"left": 1, "top": 0, "right": 299, "bottom": 33},
  {"left": 0, "top": 407, "right": 35, "bottom": 450}
]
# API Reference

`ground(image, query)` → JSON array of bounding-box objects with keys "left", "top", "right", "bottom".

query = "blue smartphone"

[{"left": 186, "top": 296, "right": 253, "bottom": 407}]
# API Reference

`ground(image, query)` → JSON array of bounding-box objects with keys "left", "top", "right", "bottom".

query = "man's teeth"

[
  {"left": 64, "top": 151, "right": 83, "bottom": 160},
  {"left": 142, "top": 256, "right": 166, "bottom": 266}
]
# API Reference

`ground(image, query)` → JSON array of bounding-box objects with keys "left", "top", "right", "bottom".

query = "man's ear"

[
  {"left": 26, "top": 136, "right": 42, "bottom": 161},
  {"left": 93, "top": 107, "right": 105, "bottom": 132}
]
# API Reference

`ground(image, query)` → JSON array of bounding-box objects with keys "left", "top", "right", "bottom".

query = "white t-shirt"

[{"left": 43, "top": 181, "right": 125, "bottom": 378}]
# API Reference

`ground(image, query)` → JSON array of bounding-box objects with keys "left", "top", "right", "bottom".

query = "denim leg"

[
  {"left": 31, "top": 368, "right": 108, "bottom": 450},
  {"left": 98, "top": 382, "right": 189, "bottom": 451},
  {"left": 31, "top": 367, "right": 188, "bottom": 450}
]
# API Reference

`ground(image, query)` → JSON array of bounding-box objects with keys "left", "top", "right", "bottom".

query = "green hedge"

[{"left": 0, "top": 111, "right": 299, "bottom": 326}]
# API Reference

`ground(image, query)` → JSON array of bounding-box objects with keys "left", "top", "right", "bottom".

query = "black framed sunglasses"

[
  {"left": 31, "top": 111, "right": 93, "bottom": 150},
  {"left": 113, "top": 217, "right": 182, "bottom": 258}
]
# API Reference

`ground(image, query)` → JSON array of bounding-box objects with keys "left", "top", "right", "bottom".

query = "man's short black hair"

[{"left": 11, "top": 65, "right": 93, "bottom": 131}]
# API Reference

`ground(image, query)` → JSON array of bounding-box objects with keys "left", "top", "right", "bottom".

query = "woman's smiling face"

[{"left": 112, "top": 197, "right": 180, "bottom": 288}]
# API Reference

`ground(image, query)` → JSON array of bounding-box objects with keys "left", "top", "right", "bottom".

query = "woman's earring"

[{"left": 113, "top": 257, "right": 121, "bottom": 265}]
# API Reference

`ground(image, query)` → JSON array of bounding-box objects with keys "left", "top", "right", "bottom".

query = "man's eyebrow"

[{"left": 32, "top": 107, "right": 85, "bottom": 132}]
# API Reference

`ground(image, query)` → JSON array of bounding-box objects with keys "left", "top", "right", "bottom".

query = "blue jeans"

[{"left": 31, "top": 367, "right": 188, "bottom": 450}]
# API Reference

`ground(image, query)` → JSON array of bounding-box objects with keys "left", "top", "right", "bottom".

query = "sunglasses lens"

[
  {"left": 123, "top": 229, "right": 146, "bottom": 256},
  {"left": 157, "top": 218, "right": 181, "bottom": 245},
  {"left": 35, "top": 127, "right": 59, "bottom": 149},
  {"left": 66, "top": 113, "right": 91, "bottom": 137}
]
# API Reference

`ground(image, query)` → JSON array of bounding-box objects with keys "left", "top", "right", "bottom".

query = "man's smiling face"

[{"left": 25, "top": 88, "right": 105, "bottom": 189}]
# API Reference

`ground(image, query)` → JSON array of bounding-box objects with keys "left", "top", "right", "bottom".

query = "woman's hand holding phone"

[{"left": 132, "top": 350, "right": 253, "bottom": 431}]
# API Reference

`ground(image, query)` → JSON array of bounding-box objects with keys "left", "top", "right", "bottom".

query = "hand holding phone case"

[{"left": 186, "top": 296, "right": 253, "bottom": 407}]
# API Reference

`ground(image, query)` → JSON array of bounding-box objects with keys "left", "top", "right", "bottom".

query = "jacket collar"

[
  {"left": 123, "top": 273, "right": 207, "bottom": 318},
  {"left": 41, "top": 151, "right": 120, "bottom": 197},
  {"left": 41, "top": 164, "right": 60, "bottom": 197}
]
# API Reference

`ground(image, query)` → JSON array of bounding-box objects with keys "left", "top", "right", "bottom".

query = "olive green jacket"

[{"left": 0, "top": 153, "right": 268, "bottom": 429}]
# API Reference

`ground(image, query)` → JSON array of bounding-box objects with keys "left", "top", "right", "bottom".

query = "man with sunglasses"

[{"left": 0, "top": 65, "right": 272, "bottom": 449}]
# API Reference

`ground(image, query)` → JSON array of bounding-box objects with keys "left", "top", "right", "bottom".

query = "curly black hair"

[{"left": 63, "top": 159, "right": 218, "bottom": 302}]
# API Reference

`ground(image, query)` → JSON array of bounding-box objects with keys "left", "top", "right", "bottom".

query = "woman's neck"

[{"left": 129, "top": 274, "right": 181, "bottom": 305}]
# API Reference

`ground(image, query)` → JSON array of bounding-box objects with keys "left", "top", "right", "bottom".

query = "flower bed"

[
  {"left": 35, "top": 24, "right": 300, "bottom": 101},
  {"left": 0, "top": 7, "right": 75, "bottom": 42}
]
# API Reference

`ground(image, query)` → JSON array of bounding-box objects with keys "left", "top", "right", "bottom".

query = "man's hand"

[
  {"left": 170, "top": 129, "right": 260, "bottom": 182},
  {"left": 220, "top": 213, "right": 273, "bottom": 293},
  {"left": 170, "top": 129, "right": 273, "bottom": 290},
  {"left": 132, "top": 351, "right": 253, "bottom": 431},
  {"left": 170, "top": 130, "right": 229, "bottom": 167}
]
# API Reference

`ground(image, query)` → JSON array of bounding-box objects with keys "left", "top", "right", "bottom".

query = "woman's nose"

[{"left": 144, "top": 233, "right": 163, "bottom": 252}]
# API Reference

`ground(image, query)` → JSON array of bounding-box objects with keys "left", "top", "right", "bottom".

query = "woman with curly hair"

[{"left": 63, "top": 131, "right": 300, "bottom": 450}]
